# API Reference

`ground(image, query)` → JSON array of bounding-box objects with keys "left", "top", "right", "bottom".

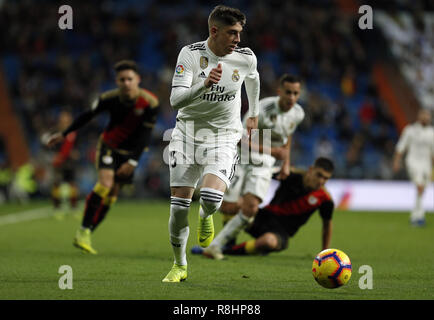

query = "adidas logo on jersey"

[
  {"left": 219, "top": 169, "right": 227, "bottom": 177},
  {"left": 199, "top": 71, "right": 207, "bottom": 78}
]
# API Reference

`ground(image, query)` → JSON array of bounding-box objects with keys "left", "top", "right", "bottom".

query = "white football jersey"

[
  {"left": 171, "top": 40, "right": 259, "bottom": 137},
  {"left": 244, "top": 96, "right": 305, "bottom": 167},
  {"left": 396, "top": 122, "right": 434, "bottom": 169}
]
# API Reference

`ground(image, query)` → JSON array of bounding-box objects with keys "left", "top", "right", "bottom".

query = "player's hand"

[
  {"left": 116, "top": 162, "right": 135, "bottom": 178},
  {"left": 276, "top": 165, "right": 290, "bottom": 180},
  {"left": 45, "top": 132, "right": 64, "bottom": 148},
  {"left": 241, "top": 134, "right": 261, "bottom": 153},
  {"left": 204, "top": 63, "right": 222, "bottom": 88},
  {"left": 392, "top": 158, "right": 401, "bottom": 173},
  {"left": 246, "top": 116, "right": 258, "bottom": 138}
]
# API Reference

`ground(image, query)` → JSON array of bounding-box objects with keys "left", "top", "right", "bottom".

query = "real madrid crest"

[
  {"left": 200, "top": 56, "right": 208, "bottom": 69},
  {"left": 232, "top": 69, "right": 240, "bottom": 82}
]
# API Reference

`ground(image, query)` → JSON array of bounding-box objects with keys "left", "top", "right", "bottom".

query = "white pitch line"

[{"left": 0, "top": 207, "right": 52, "bottom": 226}]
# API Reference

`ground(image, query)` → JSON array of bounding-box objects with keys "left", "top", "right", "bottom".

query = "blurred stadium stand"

[{"left": 0, "top": 0, "right": 432, "bottom": 200}]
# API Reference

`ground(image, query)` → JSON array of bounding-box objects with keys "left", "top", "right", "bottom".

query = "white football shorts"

[
  {"left": 406, "top": 163, "right": 431, "bottom": 187},
  {"left": 223, "top": 163, "right": 273, "bottom": 203},
  {"left": 168, "top": 138, "right": 239, "bottom": 189}
]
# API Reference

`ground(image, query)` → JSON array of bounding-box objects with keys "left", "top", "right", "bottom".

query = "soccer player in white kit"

[
  {"left": 203, "top": 75, "right": 305, "bottom": 260},
  {"left": 393, "top": 109, "right": 434, "bottom": 226},
  {"left": 162, "top": 5, "right": 260, "bottom": 282}
]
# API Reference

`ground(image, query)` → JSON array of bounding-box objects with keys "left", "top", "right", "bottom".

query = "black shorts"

[
  {"left": 246, "top": 209, "right": 290, "bottom": 251},
  {"left": 95, "top": 139, "right": 135, "bottom": 184},
  {"left": 54, "top": 167, "right": 75, "bottom": 184}
]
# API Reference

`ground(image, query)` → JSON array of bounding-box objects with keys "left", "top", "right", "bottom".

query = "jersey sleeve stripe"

[{"left": 140, "top": 89, "right": 159, "bottom": 108}]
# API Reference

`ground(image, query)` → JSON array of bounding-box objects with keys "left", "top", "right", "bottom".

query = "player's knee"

[
  {"left": 200, "top": 188, "right": 224, "bottom": 215},
  {"left": 262, "top": 233, "right": 280, "bottom": 251},
  {"left": 93, "top": 182, "right": 111, "bottom": 199},
  {"left": 98, "top": 177, "right": 114, "bottom": 191},
  {"left": 220, "top": 201, "right": 240, "bottom": 215},
  {"left": 98, "top": 170, "right": 114, "bottom": 190},
  {"left": 261, "top": 233, "right": 287, "bottom": 252}
]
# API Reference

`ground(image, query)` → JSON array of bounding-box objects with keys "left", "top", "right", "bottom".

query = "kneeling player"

[
  {"left": 204, "top": 74, "right": 304, "bottom": 259},
  {"left": 193, "top": 157, "right": 334, "bottom": 258}
]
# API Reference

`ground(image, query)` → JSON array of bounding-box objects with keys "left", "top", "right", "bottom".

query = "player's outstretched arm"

[
  {"left": 125, "top": 105, "right": 160, "bottom": 173},
  {"left": 45, "top": 109, "right": 99, "bottom": 149},
  {"left": 321, "top": 219, "right": 332, "bottom": 250},
  {"left": 393, "top": 126, "right": 410, "bottom": 173},
  {"left": 319, "top": 200, "right": 334, "bottom": 250},
  {"left": 392, "top": 151, "right": 403, "bottom": 173},
  {"left": 275, "top": 136, "right": 292, "bottom": 180},
  {"left": 244, "top": 50, "right": 260, "bottom": 140}
]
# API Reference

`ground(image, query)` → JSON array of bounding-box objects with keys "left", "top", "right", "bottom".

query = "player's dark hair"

[
  {"left": 114, "top": 60, "right": 139, "bottom": 74},
  {"left": 313, "top": 157, "right": 334, "bottom": 173},
  {"left": 208, "top": 5, "right": 246, "bottom": 28},
  {"left": 279, "top": 74, "right": 301, "bottom": 87}
]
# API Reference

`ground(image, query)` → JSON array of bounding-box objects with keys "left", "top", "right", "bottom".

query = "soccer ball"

[{"left": 312, "top": 249, "right": 352, "bottom": 289}]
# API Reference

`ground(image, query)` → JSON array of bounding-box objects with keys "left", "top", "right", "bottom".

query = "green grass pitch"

[{"left": 0, "top": 200, "right": 433, "bottom": 300}]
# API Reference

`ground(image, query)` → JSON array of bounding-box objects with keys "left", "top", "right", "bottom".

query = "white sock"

[
  {"left": 169, "top": 197, "right": 191, "bottom": 266},
  {"left": 211, "top": 211, "right": 252, "bottom": 248},
  {"left": 411, "top": 193, "right": 424, "bottom": 221},
  {"left": 199, "top": 188, "right": 224, "bottom": 219}
]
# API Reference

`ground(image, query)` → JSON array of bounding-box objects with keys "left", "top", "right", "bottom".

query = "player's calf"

[
  {"left": 169, "top": 196, "right": 191, "bottom": 266},
  {"left": 197, "top": 188, "right": 224, "bottom": 247},
  {"left": 199, "top": 188, "right": 224, "bottom": 217},
  {"left": 81, "top": 182, "right": 110, "bottom": 229}
]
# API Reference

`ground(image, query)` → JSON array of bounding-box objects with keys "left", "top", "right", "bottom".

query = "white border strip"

[
  {"left": 0, "top": 207, "right": 52, "bottom": 226},
  {"left": 262, "top": 179, "right": 434, "bottom": 212}
]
